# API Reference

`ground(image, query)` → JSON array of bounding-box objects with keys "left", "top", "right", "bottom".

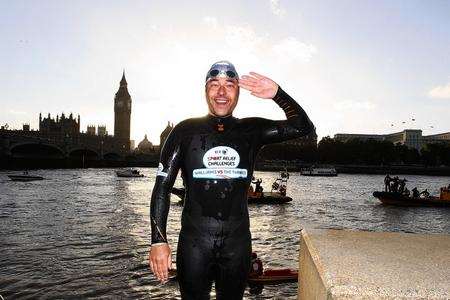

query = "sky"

[{"left": 1, "top": 0, "right": 449, "bottom": 145}]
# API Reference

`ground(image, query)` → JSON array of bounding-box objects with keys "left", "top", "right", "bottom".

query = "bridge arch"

[
  {"left": 103, "top": 152, "right": 122, "bottom": 160},
  {"left": 10, "top": 143, "right": 65, "bottom": 158},
  {"left": 68, "top": 148, "right": 99, "bottom": 159}
]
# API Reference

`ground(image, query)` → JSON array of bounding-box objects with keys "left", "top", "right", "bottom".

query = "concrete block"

[{"left": 299, "top": 229, "right": 450, "bottom": 299}]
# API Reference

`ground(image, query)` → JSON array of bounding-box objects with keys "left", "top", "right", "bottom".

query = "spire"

[{"left": 120, "top": 69, "right": 127, "bottom": 86}]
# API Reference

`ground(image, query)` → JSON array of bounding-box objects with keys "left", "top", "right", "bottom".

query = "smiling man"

[
  {"left": 149, "top": 61, "right": 314, "bottom": 299},
  {"left": 204, "top": 62, "right": 240, "bottom": 117}
]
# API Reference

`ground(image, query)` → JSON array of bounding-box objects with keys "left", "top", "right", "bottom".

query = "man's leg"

[
  {"left": 214, "top": 233, "right": 252, "bottom": 300},
  {"left": 177, "top": 232, "right": 214, "bottom": 300}
]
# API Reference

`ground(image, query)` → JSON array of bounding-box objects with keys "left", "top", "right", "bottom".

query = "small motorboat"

[
  {"left": 300, "top": 166, "right": 337, "bottom": 177},
  {"left": 373, "top": 191, "right": 450, "bottom": 207},
  {"left": 248, "top": 170, "right": 292, "bottom": 204},
  {"left": 374, "top": 176, "right": 450, "bottom": 207},
  {"left": 248, "top": 268, "right": 298, "bottom": 285},
  {"left": 8, "top": 171, "right": 44, "bottom": 182},
  {"left": 247, "top": 192, "right": 292, "bottom": 204},
  {"left": 116, "top": 169, "right": 144, "bottom": 178}
]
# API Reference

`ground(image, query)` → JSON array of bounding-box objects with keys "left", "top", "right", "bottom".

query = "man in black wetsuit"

[{"left": 149, "top": 61, "right": 314, "bottom": 299}]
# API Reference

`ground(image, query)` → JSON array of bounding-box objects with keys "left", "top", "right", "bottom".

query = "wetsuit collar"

[{"left": 206, "top": 114, "right": 236, "bottom": 132}]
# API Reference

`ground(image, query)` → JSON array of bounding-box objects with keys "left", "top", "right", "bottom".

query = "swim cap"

[{"left": 205, "top": 60, "right": 239, "bottom": 83}]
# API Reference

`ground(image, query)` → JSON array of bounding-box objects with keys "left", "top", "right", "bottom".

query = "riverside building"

[{"left": 334, "top": 129, "right": 450, "bottom": 151}]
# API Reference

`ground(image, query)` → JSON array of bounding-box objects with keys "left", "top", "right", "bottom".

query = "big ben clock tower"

[{"left": 114, "top": 71, "right": 131, "bottom": 151}]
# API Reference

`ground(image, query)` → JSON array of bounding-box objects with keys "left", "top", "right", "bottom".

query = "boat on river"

[
  {"left": 8, "top": 171, "right": 44, "bottom": 182},
  {"left": 247, "top": 192, "right": 292, "bottom": 204},
  {"left": 116, "top": 169, "right": 144, "bottom": 178},
  {"left": 248, "top": 170, "right": 292, "bottom": 204},
  {"left": 373, "top": 187, "right": 450, "bottom": 207},
  {"left": 248, "top": 268, "right": 298, "bottom": 284},
  {"left": 301, "top": 166, "right": 337, "bottom": 177}
]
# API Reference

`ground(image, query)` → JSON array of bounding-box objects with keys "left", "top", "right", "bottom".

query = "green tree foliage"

[
  {"left": 257, "top": 143, "right": 317, "bottom": 162},
  {"left": 421, "top": 143, "right": 450, "bottom": 166}
]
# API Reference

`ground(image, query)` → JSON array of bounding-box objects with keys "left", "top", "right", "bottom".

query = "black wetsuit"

[{"left": 150, "top": 87, "right": 314, "bottom": 299}]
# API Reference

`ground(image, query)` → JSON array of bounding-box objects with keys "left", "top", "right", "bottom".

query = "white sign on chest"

[{"left": 193, "top": 146, "right": 247, "bottom": 179}]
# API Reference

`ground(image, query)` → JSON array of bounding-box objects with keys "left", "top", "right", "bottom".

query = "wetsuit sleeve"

[
  {"left": 150, "top": 126, "right": 183, "bottom": 245},
  {"left": 259, "top": 86, "right": 314, "bottom": 145}
]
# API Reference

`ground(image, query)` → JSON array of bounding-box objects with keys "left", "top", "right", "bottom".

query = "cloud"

[
  {"left": 225, "top": 25, "right": 267, "bottom": 54},
  {"left": 199, "top": 18, "right": 316, "bottom": 67},
  {"left": 203, "top": 16, "right": 218, "bottom": 29},
  {"left": 428, "top": 80, "right": 450, "bottom": 99},
  {"left": 270, "top": 0, "right": 286, "bottom": 17},
  {"left": 333, "top": 100, "right": 376, "bottom": 111},
  {"left": 272, "top": 37, "right": 317, "bottom": 63}
]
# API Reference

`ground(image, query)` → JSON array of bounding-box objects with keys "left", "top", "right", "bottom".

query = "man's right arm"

[
  {"left": 149, "top": 124, "right": 183, "bottom": 283},
  {"left": 150, "top": 126, "right": 183, "bottom": 245}
]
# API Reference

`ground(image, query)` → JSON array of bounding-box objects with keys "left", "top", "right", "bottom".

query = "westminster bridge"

[{"left": 0, "top": 129, "right": 132, "bottom": 168}]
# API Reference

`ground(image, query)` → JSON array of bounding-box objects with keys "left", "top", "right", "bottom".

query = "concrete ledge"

[{"left": 299, "top": 229, "right": 450, "bottom": 299}]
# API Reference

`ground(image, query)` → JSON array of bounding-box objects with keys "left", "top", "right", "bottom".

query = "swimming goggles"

[{"left": 205, "top": 61, "right": 239, "bottom": 83}]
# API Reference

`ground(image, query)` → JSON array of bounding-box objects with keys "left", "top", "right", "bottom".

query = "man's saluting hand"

[{"left": 238, "top": 72, "right": 279, "bottom": 99}]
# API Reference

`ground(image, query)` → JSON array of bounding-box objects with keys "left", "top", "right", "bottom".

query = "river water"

[{"left": 0, "top": 169, "right": 449, "bottom": 299}]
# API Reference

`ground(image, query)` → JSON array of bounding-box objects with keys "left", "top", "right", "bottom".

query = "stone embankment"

[{"left": 299, "top": 229, "right": 450, "bottom": 299}]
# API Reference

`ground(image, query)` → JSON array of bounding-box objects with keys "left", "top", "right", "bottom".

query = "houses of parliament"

[{"left": 0, "top": 72, "right": 174, "bottom": 167}]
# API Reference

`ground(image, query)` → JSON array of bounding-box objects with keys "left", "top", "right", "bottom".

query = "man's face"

[{"left": 205, "top": 77, "right": 239, "bottom": 117}]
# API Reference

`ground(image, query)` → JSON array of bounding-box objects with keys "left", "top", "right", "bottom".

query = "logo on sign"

[
  {"left": 194, "top": 146, "right": 247, "bottom": 179},
  {"left": 203, "top": 146, "right": 240, "bottom": 169}
]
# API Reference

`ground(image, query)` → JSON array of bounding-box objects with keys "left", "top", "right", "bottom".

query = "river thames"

[{"left": 1, "top": 169, "right": 449, "bottom": 299}]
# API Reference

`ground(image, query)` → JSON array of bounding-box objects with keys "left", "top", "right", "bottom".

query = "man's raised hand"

[{"left": 238, "top": 72, "right": 279, "bottom": 99}]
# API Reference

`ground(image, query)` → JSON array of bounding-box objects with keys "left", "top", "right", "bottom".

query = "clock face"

[
  {"left": 117, "top": 100, "right": 123, "bottom": 107},
  {"left": 127, "top": 102, "right": 131, "bottom": 109}
]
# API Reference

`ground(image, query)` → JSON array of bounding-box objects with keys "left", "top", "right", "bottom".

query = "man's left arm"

[
  {"left": 260, "top": 86, "right": 314, "bottom": 144},
  {"left": 239, "top": 72, "right": 314, "bottom": 145}
]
